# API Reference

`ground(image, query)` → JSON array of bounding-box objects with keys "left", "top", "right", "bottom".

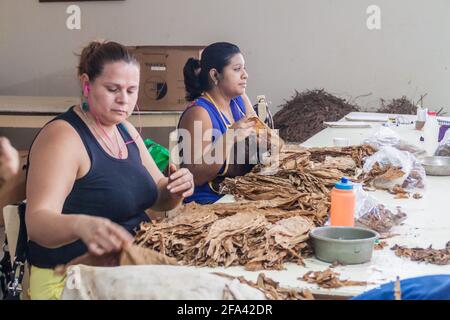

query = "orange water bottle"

[{"left": 330, "top": 177, "right": 355, "bottom": 226}]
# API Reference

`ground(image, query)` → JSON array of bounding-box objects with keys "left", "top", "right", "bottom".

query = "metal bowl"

[
  {"left": 309, "top": 226, "right": 379, "bottom": 264},
  {"left": 421, "top": 156, "right": 450, "bottom": 176}
]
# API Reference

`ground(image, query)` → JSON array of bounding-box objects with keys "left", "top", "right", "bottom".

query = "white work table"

[
  {"left": 187, "top": 112, "right": 450, "bottom": 298},
  {"left": 56, "top": 111, "right": 449, "bottom": 299}
]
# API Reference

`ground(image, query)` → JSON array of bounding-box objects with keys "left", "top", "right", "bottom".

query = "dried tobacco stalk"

[
  {"left": 273, "top": 89, "right": 360, "bottom": 143},
  {"left": 377, "top": 96, "right": 417, "bottom": 115}
]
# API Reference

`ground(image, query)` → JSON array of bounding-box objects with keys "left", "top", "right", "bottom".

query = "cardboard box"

[{"left": 129, "top": 46, "right": 204, "bottom": 111}]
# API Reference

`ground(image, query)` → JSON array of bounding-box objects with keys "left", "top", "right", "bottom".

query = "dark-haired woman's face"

[
  {"left": 217, "top": 53, "right": 248, "bottom": 98},
  {"left": 87, "top": 61, "right": 140, "bottom": 125}
]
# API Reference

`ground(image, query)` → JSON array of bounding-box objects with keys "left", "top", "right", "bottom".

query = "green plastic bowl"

[{"left": 310, "top": 226, "right": 379, "bottom": 264}]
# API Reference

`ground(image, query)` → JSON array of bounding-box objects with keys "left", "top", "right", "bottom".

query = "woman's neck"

[
  {"left": 77, "top": 105, "right": 115, "bottom": 135},
  {"left": 205, "top": 89, "right": 232, "bottom": 112}
]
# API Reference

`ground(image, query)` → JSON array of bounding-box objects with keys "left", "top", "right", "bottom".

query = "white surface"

[
  {"left": 324, "top": 121, "right": 371, "bottom": 128},
  {"left": 201, "top": 112, "right": 450, "bottom": 298},
  {"left": 345, "top": 114, "right": 389, "bottom": 122},
  {"left": 333, "top": 137, "right": 350, "bottom": 147}
]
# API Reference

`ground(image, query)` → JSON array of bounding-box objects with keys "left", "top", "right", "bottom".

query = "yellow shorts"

[{"left": 29, "top": 266, "right": 66, "bottom": 300}]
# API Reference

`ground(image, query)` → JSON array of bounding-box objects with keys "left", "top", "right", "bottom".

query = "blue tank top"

[
  {"left": 178, "top": 95, "right": 250, "bottom": 204},
  {"left": 27, "top": 106, "right": 158, "bottom": 268}
]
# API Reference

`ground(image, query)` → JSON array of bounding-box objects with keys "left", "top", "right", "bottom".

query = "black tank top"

[{"left": 27, "top": 106, "right": 158, "bottom": 268}]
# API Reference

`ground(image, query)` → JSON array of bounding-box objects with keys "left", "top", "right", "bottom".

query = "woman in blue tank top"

[
  {"left": 178, "top": 42, "right": 259, "bottom": 204},
  {"left": 25, "top": 41, "right": 195, "bottom": 299}
]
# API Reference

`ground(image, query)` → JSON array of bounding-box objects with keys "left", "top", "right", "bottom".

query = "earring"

[{"left": 81, "top": 101, "right": 89, "bottom": 111}]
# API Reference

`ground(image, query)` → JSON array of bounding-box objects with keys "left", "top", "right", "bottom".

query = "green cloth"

[{"left": 144, "top": 138, "right": 169, "bottom": 172}]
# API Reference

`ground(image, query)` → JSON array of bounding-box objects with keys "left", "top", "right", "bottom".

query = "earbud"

[{"left": 83, "top": 83, "right": 90, "bottom": 96}]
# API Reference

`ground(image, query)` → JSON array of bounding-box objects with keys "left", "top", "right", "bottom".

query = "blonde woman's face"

[
  {"left": 217, "top": 53, "right": 248, "bottom": 98},
  {"left": 87, "top": 61, "right": 140, "bottom": 125}
]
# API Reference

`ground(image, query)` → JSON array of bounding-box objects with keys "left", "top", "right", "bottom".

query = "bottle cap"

[
  {"left": 428, "top": 111, "right": 437, "bottom": 116},
  {"left": 335, "top": 177, "right": 354, "bottom": 190}
]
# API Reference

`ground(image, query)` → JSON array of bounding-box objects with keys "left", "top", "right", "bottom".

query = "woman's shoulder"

[
  {"left": 31, "top": 118, "right": 83, "bottom": 155},
  {"left": 179, "top": 104, "right": 212, "bottom": 127}
]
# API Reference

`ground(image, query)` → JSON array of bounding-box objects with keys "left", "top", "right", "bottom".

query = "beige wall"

[{"left": 1, "top": 0, "right": 450, "bottom": 114}]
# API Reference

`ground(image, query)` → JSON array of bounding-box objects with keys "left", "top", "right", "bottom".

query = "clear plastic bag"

[
  {"left": 364, "top": 127, "right": 426, "bottom": 157},
  {"left": 435, "top": 129, "right": 450, "bottom": 157},
  {"left": 362, "top": 146, "right": 426, "bottom": 191},
  {"left": 354, "top": 184, "right": 407, "bottom": 233}
]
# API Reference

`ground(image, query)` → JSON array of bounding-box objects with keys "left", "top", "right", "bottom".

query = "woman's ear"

[
  {"left": 80, "top": 74, "right": 90, "bottom": 96},
  {"left": 209, "top": 69, "right": 219, "bottom": 85}
]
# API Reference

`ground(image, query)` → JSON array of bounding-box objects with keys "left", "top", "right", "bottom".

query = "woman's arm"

[
  {"left": 0, "top": 137, "right": 19, "bottom": 188},
  {"left": 242, "top": 93, "right": 257, "bottom": 117},
  {"left": 26, "top": 121, "right": 133, "bottom": 254},
  {"left": 178, "top": 106, "right": 255, "bottom": 186},
  {"left": 121, "top": 121, "right": 193, "bottom": 212},
  {"left": 178, "top": 107, "right": 231, "bottom": 186}
]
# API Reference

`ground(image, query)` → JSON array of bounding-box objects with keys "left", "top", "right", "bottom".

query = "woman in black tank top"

[{"left": 25, "top": 41, "right": 195, "bottom": 299}]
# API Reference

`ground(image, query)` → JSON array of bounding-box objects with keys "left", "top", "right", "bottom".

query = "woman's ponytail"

[{"left": 183, "top": 58, "right": 202, "bottom": 101}]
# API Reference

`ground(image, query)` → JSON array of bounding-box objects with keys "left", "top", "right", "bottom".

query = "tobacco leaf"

[
  {"left": 391, "top": 242, "right": 450, "bottom": 265},
  {"left": 214, "top": 272, "right": 314, "bottom": 300},
  {"left": 300, "top": 268, "right": 369, "bottom": 289}
]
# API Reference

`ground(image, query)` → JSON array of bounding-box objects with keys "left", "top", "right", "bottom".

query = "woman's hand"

[
  {"left": 75, "top": 215, "right": 134, "bottom": 256},
  {"left": 0, "top": 137, "right": 20, "bottom": 183},
  {"left": 167, "top": 165, "right": 195, "bottom": 199},
  {"left": 229, "top": 117, "right": 256, "bottom": 143}
]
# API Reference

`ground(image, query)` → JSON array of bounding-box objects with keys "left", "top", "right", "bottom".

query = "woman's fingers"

[
  {"left": 166, "top": 167, "right": 194, "bottom": 198},
  {"left": 107, "top": 222, "right": 134, "bottom": 245},
  {"left": 95, "top": 234, "right": 116, "bottom": 253},
  {"left": 242, "top": 119, "right": 256, "bottom": 128},
  {"left": 105, "top": 232, "right": 123, "bottom": 251},
  {"left": 168, "top": 163, "right": 177, "bottom": 176},
  {"left": 170, "top": 181, "right": 192, "bottom": 194},
  {"left": 168, "top": 169, "right": 192, "bottom": 188},
  {"left": 234, "top": 119, "right": 255, "bottom": 130},
  {"left": 88, "top": 243, "right": 105, "bottom": 256},
  {"left": 182, "top": 187, "right": 194, "bottom": 198},
  {"left": 168, "top": 167, "right": 188, "bottom": 180},
  {"left": 168, "top": 171, "right": 192, "bottom": 190}
]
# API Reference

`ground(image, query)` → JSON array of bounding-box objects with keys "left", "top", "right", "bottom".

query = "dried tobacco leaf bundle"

[
  {"left": 135, "top": 202, "right": 316, "bottom": 270},
  {"left": 391, "top": 242, "right": 450, "bottom": 265},
  {"left": 300, "top": 268, "right": 369, "bottom": 289},
  {"left": 359, "top": 162, "right": 405, "bottom": 190},
  {"left": 214, "top": 272, "right": 314, "bottom": 300},
  {"left": 356, "top": 205, "right": 407, "bottom": 233},
  {"left": 222, "top": 145, "right": 376, "bottom": 226},
  {"left": 135, "top": 145, "right": 408, "bottom": 271}
]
